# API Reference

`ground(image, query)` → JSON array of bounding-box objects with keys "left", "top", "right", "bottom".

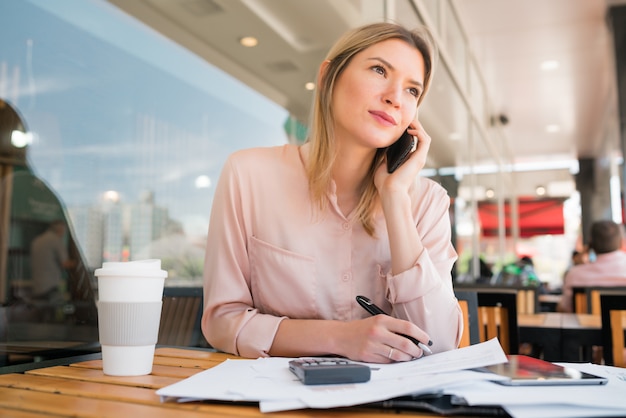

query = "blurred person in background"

[
  {"left": 558, "top": 220, "right": 626, "bottom": 313},
  {"left": 30, "top": 220, "right": 75, "bottom": 305}
]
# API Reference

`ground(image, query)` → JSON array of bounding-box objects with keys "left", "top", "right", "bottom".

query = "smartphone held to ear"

[{"left": 386, "top": 129, "right": 417, "bottom": 173}]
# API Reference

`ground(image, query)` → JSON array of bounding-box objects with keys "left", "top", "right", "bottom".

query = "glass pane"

[
  {"left": 420, "top": 63, "right": 468, "bottom": 169},
  {"left": 442, "top": 1, "right": 467, "bottom": 92},
  {"left": 0, "top": 0, "right": 288, "bottom": 369},
  {"left": 395, "top": 0, "right": 424, "bottom": 25},
  {"left": 469, "top": 60, "right": 487, "bottom": 128},
  {"left": 419, "top": 0, "right": 440, "bottom": 31}
]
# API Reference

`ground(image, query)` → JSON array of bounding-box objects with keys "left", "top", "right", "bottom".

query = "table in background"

[
  {"left": 0, "top": 347, "right": 449, "bottom": 417},
  {"left": 538, "top": 294, "right": 562, "bottom": 312},
  {"left": 518, "top": 312, "right": 601, "bottom": 362}
]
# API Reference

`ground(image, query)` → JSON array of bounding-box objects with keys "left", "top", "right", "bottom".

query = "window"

[{"left": 0, "top": 0, "right": 288, "bottom": 369}]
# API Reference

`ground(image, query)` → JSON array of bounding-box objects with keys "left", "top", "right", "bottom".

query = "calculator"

[{"left": 288, "top": 358, "right": 371, "bottom": 385}]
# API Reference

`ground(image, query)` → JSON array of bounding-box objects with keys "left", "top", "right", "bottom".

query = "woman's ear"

[{"left": 317, "top": 60, "right": 331, "bottom": 87}]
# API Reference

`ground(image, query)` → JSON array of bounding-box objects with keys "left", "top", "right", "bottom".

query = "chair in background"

[
  {"left": 515, "top": 287, "right": 539, "bottom": 315},
  {"left": 573, "top": 286, "right": 626, "bottom": 315},
  {"left": 572, "top": 286, "right": 589, "bottom": 314},
  {"left": 600, "top": 291, "right": 626, "bottom": 367},
  {"left": 454, "top": 290, "right": 480, "bottom": 347},
  {"left": 454, "top": 282, "right": 538, "bottom": 315},
  {"left": 158, "top": 286, "right": 205, "bottom": 347},
  {"left": 475, "top": 289, "right": 519, "bottom": 354},
  {"left": 570, "top": 286, "right": 626, "bottom": 363}
]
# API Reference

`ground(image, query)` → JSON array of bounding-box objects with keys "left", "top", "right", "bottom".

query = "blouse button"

[
  {"left": 342, "top": 222, "right": 350, "bottom": 230},
  {"left": 342, "top": 273, "right": 351, "bottom": 282}
]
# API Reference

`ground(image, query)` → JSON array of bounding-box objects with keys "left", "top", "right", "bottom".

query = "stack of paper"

[
  {"left": 157, "top": 338, "right": 507, "bottom": 412},
  {"left": 156, "top": 338, "right": 626, "bottom": 417}
]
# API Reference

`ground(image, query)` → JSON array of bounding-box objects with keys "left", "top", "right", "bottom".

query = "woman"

[{"left": 202, "top": 22, "right": 462, "bottom": 363}]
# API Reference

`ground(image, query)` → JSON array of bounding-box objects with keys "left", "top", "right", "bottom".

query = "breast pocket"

[{"left": 248, "top": 236, "right": 318, "bottom": 318}]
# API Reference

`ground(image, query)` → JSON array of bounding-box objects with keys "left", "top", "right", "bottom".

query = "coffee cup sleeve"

[{"left": 97, "top": 301, "right": 163, "bottom": 346}]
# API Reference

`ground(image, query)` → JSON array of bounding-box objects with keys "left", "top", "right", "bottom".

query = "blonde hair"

[{"left": 306, "top": 22, "right": 437, "bottom": 236}]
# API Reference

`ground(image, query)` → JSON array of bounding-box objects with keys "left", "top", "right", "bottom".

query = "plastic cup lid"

[{"left": 94, "top": 259, "right": 168, "bottom": 278}]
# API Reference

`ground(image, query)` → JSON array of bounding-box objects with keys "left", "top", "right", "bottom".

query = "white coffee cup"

[{"left": 95, "top": 259, "right": 167, "bottom": 376}]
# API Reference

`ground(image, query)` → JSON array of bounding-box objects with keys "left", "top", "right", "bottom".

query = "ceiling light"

[
  {"left": 304, "top": 82, "right": 315, "bottom": 91},
  {"left": 546, "top": 124, "right": 560, "bottom": 133},
  {"left": 540, "top": 60, "right": 559, "bottom": 71},
  {"left": 536, "top": 185, "right": 546, "bottom": 196},
  {"left": 11, "top": 130, "right": 33, "bottom": 148},
  {"left": 195, "top": 175, "right": 212, "bottom": 189},
  {"left": 103, "top": 190, "right": 120, "bottom": 203},
  {"left": 239, "top": 36, "right": 258, "bottom": 47},
  {"left": 485, "top": 188, "right": 495, "bottom": 199}
]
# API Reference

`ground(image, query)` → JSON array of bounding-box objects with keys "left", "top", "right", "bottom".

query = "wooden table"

[
  {"left": 0, "top": 347, "right": 448, "bottom": 417},
  {"left": 537, "top": 294, "right": 562, "bottom": 312},
  {"left": 518, "top": 312, "right": 602, "bottom": 362}
]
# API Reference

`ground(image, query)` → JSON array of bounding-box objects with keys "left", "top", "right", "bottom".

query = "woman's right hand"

[{"left": 336, "top": 315, "right": 429, "bottom": 363}]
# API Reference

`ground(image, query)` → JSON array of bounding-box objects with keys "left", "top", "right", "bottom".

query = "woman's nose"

[{"left": 382, "top": 85, "right": 402, "bottom": 106}]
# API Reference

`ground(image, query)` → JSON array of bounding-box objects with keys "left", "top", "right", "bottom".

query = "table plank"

[
  {"left": 0, "top": 373, "right": 275, "bottom": 416},
  {"left": 0, "top": 386, "right": 225, "bottom": 418},
  {"left": 518, "top": 312, "right": 603, "bottom": 331},
  {"left": 518, "top": 312, "right": 565, "bottom": 328},
  {"left": 518, "top": 313, "right": 548, "bottom": 326},
  {"left": 71, "top": 360, "right": 203, "bottom": 378},
  {"left": 0, "top": 377, "right": 436, "bottom": 418},
  {"left": 574, "top": 314, "right": 602, "bottom": 329},
  {"left": 26, "top": 365, "right": 179, "bottom": 389},
  {"left": 0, "top": 373, "right": 161, "bottom": 403},
  {"left": 0, "top": 407, "right": 51, "bottom": 418},
  {"left": 154, "top": 355, "right": 225, "bottom": 368},
  {"left": 155, "top": 347, "right": 231, "bottom": 361},
  {"left": 538, "top": 294, "right": 562, "bottom": 303}
]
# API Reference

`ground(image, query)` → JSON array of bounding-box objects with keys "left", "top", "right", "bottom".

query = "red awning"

[{"left": 478, "top": 197, "right": 565, "bottom": 238}]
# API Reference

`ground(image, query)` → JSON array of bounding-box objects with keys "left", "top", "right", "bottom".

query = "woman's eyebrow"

[{"left": 366, "top": 56, "right": 424, "bottom": 89}]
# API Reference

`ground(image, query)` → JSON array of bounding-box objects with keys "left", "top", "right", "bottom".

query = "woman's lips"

[{"left": 369, "top": 110, "right": 396, "bottom": 126}]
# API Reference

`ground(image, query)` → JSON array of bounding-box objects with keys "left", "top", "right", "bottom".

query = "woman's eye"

[
  {"left": 372, "top": 65, "right": 386, "bottom": 76},
  {"left": 408, "top": 87, "right": 421, "bottom": 98}
]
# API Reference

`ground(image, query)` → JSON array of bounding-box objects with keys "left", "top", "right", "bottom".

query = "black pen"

[{"left": 356, "top": 295, "right": 433, "bottom": 355}]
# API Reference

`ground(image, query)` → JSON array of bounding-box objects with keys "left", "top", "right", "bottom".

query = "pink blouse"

[{"left": 202, "top": 144, "right": 462, "bottom": 358}]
